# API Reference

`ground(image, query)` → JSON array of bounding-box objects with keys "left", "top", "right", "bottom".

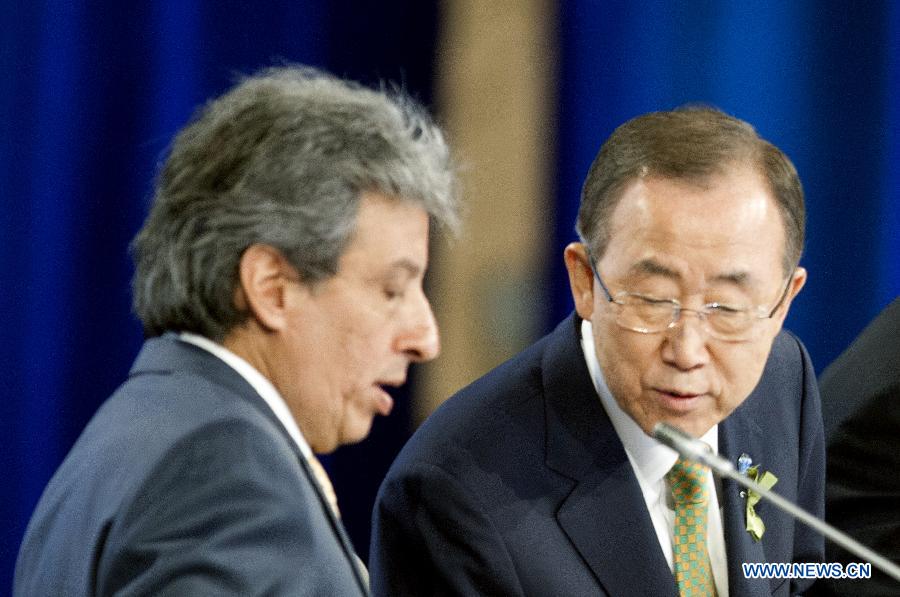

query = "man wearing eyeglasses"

[{"left": 371, "top": 108, "right": 824, "bottom": 596}]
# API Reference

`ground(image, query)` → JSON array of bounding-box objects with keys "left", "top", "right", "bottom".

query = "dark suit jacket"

[
  {"left": 814, "top": 297, "right": 900, "bottom": 596},
  {"left": 371, "top": 314, "right": 824, "bottom": 596},
  {"left": 819, "top": 297, "right": 900, "bottom": 441},
  {"left": 15, "top": 334, "right": 368, "bottom": 597}
]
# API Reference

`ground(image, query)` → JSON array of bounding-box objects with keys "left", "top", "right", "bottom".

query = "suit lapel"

[
  {"left": 555, "top": 441, "right": 678, "bottom": 597},
  {"left": 295, "top": 453, "right": 371, "bottom": 595},
  {"left": 543, "top": 316, "right": 678, "bottom": 597},
  {"left": 719, "top": 403, "right": 771, "bottom": 597},
  {"left": 132, "top": 334, "right": 370, "bottom": 595}
]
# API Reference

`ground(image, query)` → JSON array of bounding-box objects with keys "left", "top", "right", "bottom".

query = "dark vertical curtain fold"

[
  {"left": 552, "top": 1, "right": 899, "bottom": 375},
  {"left": 1, "top": 1, "right": 437, "bottom": 585}
]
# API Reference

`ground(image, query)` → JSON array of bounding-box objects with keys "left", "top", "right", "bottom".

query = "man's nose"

[
  {"left": 396, "top": 289, "right": 440, "bottom": 362},
  {"left": 661, "top": 310, "right": 710, "bottom": 371}
]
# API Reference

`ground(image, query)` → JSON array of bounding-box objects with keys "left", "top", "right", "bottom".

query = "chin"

[
  {"left": 676, "top": 419, "right": 717, "bottom": 438},
  {"left": 340, "top": 420, "right": 375, "bottom": 447},
  {"left": 312, "top": 437, "right": 340, "bottom": 455}
]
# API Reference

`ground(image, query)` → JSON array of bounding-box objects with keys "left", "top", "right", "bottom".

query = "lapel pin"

[
  {"left": 737, "top": 453, "right": 752, "bottom": 497},
  {"left": 737, "top": 454, "right": 779, "bottom": 542}
]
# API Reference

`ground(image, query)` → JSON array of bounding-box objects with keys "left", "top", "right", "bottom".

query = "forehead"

[
  {"left": 601, "top": 167, "right": 786, "bottom": 287},
  {"left": 339, "top": 191, "right": 430, "bottom": 273}
]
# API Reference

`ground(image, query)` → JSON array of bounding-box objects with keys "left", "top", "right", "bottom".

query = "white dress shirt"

[{"left": 580, "top": 320, "right": 729, "bottom": 596}]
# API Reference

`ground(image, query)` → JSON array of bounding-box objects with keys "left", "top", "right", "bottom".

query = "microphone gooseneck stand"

[{"left": 653, "top": 422, "right": 900, "bottom": 584}]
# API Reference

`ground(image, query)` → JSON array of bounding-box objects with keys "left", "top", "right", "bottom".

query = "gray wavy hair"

[{"left": 132, "top": 65, "right": 460, "bottom": 341}]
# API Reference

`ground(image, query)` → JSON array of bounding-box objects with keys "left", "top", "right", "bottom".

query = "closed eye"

[
  {"left": 707, "top": 303, "right": 746, "bottom": 315},
  {"left": 631, "top": 293, "right": 677, "bottom": 306},
  {"left": 384, "top": 287, "right": 405, "bottom": 300}
]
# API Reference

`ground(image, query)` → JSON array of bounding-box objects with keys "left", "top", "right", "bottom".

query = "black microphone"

[{"left": 653, "top": 422, "right": 900, "bottom": 584}]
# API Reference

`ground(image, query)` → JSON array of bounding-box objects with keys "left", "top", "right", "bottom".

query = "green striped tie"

[{"left": 666, "top": 457, "right": 717, "bottom": 597}]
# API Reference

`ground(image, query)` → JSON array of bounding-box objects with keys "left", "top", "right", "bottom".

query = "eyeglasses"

[{"left": 588, "top": 255, "right": 792, "bottom": 342}]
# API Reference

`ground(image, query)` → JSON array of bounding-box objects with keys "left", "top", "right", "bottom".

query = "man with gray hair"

[
  {"left": 15, "top": 65, "right": 459, "bottom": 596},
  {"left": 372, "top": 108, "right": 823, "bottom": 596}
]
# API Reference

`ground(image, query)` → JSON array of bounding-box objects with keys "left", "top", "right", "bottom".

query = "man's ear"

[
  {"left": 772, "top": 266, "right": 808, "bottom": 327},
  {"left": 236, "top": 244, "right": 298, "bottom": 332},
  {"left": 563, "top": 242, "right": 596, "bottom": 321}
]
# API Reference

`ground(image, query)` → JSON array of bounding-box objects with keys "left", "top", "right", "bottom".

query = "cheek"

[
  {"left": 594, "top": 326, "right": 655, "bottom": 400},
  {"left": 325, "top": 311, "right": 373, "bottom": 363},
  {"left": 714, "top": 344, "right": 772, "bottom": 410},
  {"left": 335, "top": 326, "right": 393, "bottom": 394},
  {"left": 349, "top": 327, "right": 388, "bottom": 364}
]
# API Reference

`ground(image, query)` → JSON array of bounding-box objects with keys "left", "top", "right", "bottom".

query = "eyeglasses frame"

[{"left": 586, "top": 250, "right": 793, "bottom": 341}]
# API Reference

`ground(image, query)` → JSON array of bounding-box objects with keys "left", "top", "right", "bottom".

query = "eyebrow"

[
  {"left": 629, "top": 259, "right": 752, "bottom": 287},
  {"left": 629, "top": 259, "right": 679, "bottom": 279},
  {"left": 388, "top": 258, "right": 423, "bottom": 278}
]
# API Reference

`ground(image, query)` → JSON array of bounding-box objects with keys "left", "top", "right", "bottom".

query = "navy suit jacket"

[
  {"left": 15, "top": 334, "right": 368, "bottom": 596},
  {"left": 813, "top": 297, "right": 900, "bottom": 596},
  {"left": 372, "top": 314, "right": 824, "bottom": 596}
]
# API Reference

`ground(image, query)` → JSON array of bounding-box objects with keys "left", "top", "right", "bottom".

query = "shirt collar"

[
  {"left": 178, "top": 331, "right": 313, "bottom": 460},
  {"left": 579, "top": 319, "right": 718, "bottom": 486}
]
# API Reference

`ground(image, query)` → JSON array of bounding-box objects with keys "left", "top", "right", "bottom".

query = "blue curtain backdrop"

[
  {"left": 550, "top": 1, "right": 900, "bottom": 371},
  {"left": 3, "top": 0, "right": 900, "bottom": 591},
  {"left": 0, "top": 0, "right": 439, "bottom": 586}
]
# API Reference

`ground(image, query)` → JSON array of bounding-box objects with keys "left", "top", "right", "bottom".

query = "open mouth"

[{"left": 373, "top": 384, "right": 397, "bottom": 415}]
